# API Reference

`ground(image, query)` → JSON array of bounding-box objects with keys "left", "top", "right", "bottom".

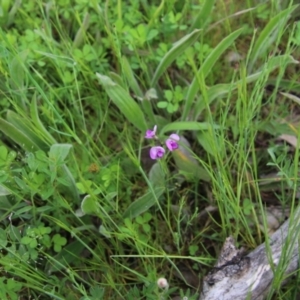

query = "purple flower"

[
  {"left": 145, "top": 125, "right": 157, "bottom": 139},
  {"left": 165, "top": 134, "right": 180, "bottom": 151},
  {"left": 149, "top": 146, "right": 165, "bottom": 160}
]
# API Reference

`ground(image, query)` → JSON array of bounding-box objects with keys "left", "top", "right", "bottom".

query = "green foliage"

[
  {"left": 0, "top": 277, "right": 22, "bottom": 300},
  {"left": 0, "top": 0, "right": 299, "bottom": 299},
  {"left": 157, "top": 86, "right": 185, "bottom": 113}
]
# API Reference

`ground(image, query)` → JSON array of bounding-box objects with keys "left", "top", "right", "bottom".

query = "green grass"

[{"left": 0, "top": 0, "right": 300, "bottom": 299}]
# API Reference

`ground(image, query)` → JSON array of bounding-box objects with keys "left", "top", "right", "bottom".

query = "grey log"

[{"left": 199, "top": 207, "right": 300, "bottom": 300}]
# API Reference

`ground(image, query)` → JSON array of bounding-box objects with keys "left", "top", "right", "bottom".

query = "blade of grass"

[
  {"left": 160, "top": 121, "right": 220, "bottom": 135},
  {"left": 151, "top": 29, "right": 202, "bottom": 87},
  {"left": 194, "top": 54, "right": 298, "bottom": 118},
  {"left": 190, "top": 0, "right": 216, "bottom": 31},
  {"left": 182, "top": 27, "right": 244, "bottom": 121},
  {"left": 248, "top": 5, "right": 297, "bottom": 72},
  {"left": 266, "top": 79, "right": 300, "bottom": 93}
]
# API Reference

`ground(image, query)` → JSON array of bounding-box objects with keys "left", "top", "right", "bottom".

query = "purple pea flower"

[
  {"left": 145, "top": 125, "right": 157, "bottom": 139},
  {"left": 149, "top": 146, "right": 165, "bottom": 160},
  {"left": 165, "top": 133, "right": 180, "bottom": 151}
]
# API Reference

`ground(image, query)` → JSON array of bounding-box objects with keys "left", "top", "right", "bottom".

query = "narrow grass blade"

[
  {"left": 96, "top": 73, "right": 147, "bottom": 132},
  {"left": 160, "top": 121, "right": 220, "bottom": 135},
  {"left": 183, "top": 28, "right": 244, "bottom": 121},
  {"left": 151, "top": 29, "right": 201, "bottom": 87},
  {"left": 194, "top": 54, "right": 298, "bottom": 118},
  {"left": 122, "top": 187, "right": 165, "bottom": 219},
  {"left": 281, "top": 92, "right": 300, "bottom": 105},
  {"left": 248, "top": 5, "right": 297, "bottom": 71},
  {"left": 190, "top": 0, "right": 216, "bottom": 31}
]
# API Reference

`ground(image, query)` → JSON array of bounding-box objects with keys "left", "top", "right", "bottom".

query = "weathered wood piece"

[{"left": 200, "top": 207, "right": 300, "bottom": 300}]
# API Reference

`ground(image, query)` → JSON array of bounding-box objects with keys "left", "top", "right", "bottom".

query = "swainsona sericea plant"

[{"left": 145, "top": 125, "right": 180, "bottom": 160}]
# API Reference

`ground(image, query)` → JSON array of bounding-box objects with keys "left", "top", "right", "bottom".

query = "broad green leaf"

[
  {"left": 30, "top": 96, "right": 56, "bottom": 145},
  {"left": 0, "top": 228, "right": 7, "bottom": 247},
  {"left": 73, "top": 12, "right": 90, "bottom": 48},
  {"left": 183, "top": 28, "right": 243, "bottom": 121},
  {"left": 0, "top": 185, "right": 11, "bottom": 196},
  {"left": 108, "top": 71, "right": 126, "bottom": 88},
  {"left": 0, "top": 118, "right": 40, "bottom": 152},
  {"left": 8, "top": 50, "right": 28, "bottom": 110},
  {"left": 151, "top": 29, "right": 202, "bottom": 87},
  {"left": 121, "top": 57, "right": 155, "bottom": 123},
  {"left": 6, "top": 110, "right": 49, "bottom": 151},
  {"left": 145, "top": 88, "right": 158, "bottom": 100},
  {"left": 47, "top": 240, "right": 86, "bottom": 273},
  {"left": 6, "top": 0, "right": 22, "bottom": 28},
  {"left": 248, "top": 5, "right": 297, "bottom": 72},
  {"left": 148, "top": 162, "right": 165, "bottom": 188},
  {"left": 61, "top": 164, "right": 80, "bottom": 204},
  {"left": 81, "top": 195, "right": 99, "bottom": 215},
  {"left": 0, "top": 146, "right": 8, "bottom": 162},
  {"left": 190, "top": 0, "right": 216, "bottom": 31},
  {"left": 49, "top": 144, "right": 72, "bottom": 164},
  {"left": 123, "top": 187, "right": 165, "bottom": 219},
  {"left": 196, "top": 131, "right": 218, "bottom": 156},
  {"left": 172, "top": 136, "right": 210, "bottom": 182},
  {"left": 99, "top": 224, "right": 111, "bottom": 238},
  {"left": 21, "top": 236, "right": 32, "bottom": 245},
  {"left": 122, "top": 56, "right": 143, "bottom": 97},
  {"left": 52, "top": 234, "right": 67, "bottom": 246},
  {"left": 0, "top": 195, "right": 14, "bottom": 212},
  {"left": 160, "top": 121, "right": 220, "bottom": 135},
  {"left": 157, "top": 101, "right": 168, "bottom": 108},
  {"left": 9, "top": 225, "right": 22, "bottom": 242},
  {"left": 9, "top": 49, "right": 28, "bottom": 90},
  {"left": 96, "top": 73, "right": 147, "bottom": 131}
]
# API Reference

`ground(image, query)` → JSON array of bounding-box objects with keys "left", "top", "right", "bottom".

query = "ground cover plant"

[{"left": 0, "top": 0, "right": 300, "bottom": 299}]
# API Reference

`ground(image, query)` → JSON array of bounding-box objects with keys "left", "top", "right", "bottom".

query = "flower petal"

[
  {"left": 169, "top": 133, "right": 180, "bottom": 141},
  {"left": 165, "top": 134, "right": 180, "bottom": 151},
  {"left": 145, "top": 125, "right": 157, "bottom": 139},
  {"left": 166, "top": 139, "right": 178, "bottom": 151},
  {"left": 149, "top": 146, "right": 165, "bottom": 159}
]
